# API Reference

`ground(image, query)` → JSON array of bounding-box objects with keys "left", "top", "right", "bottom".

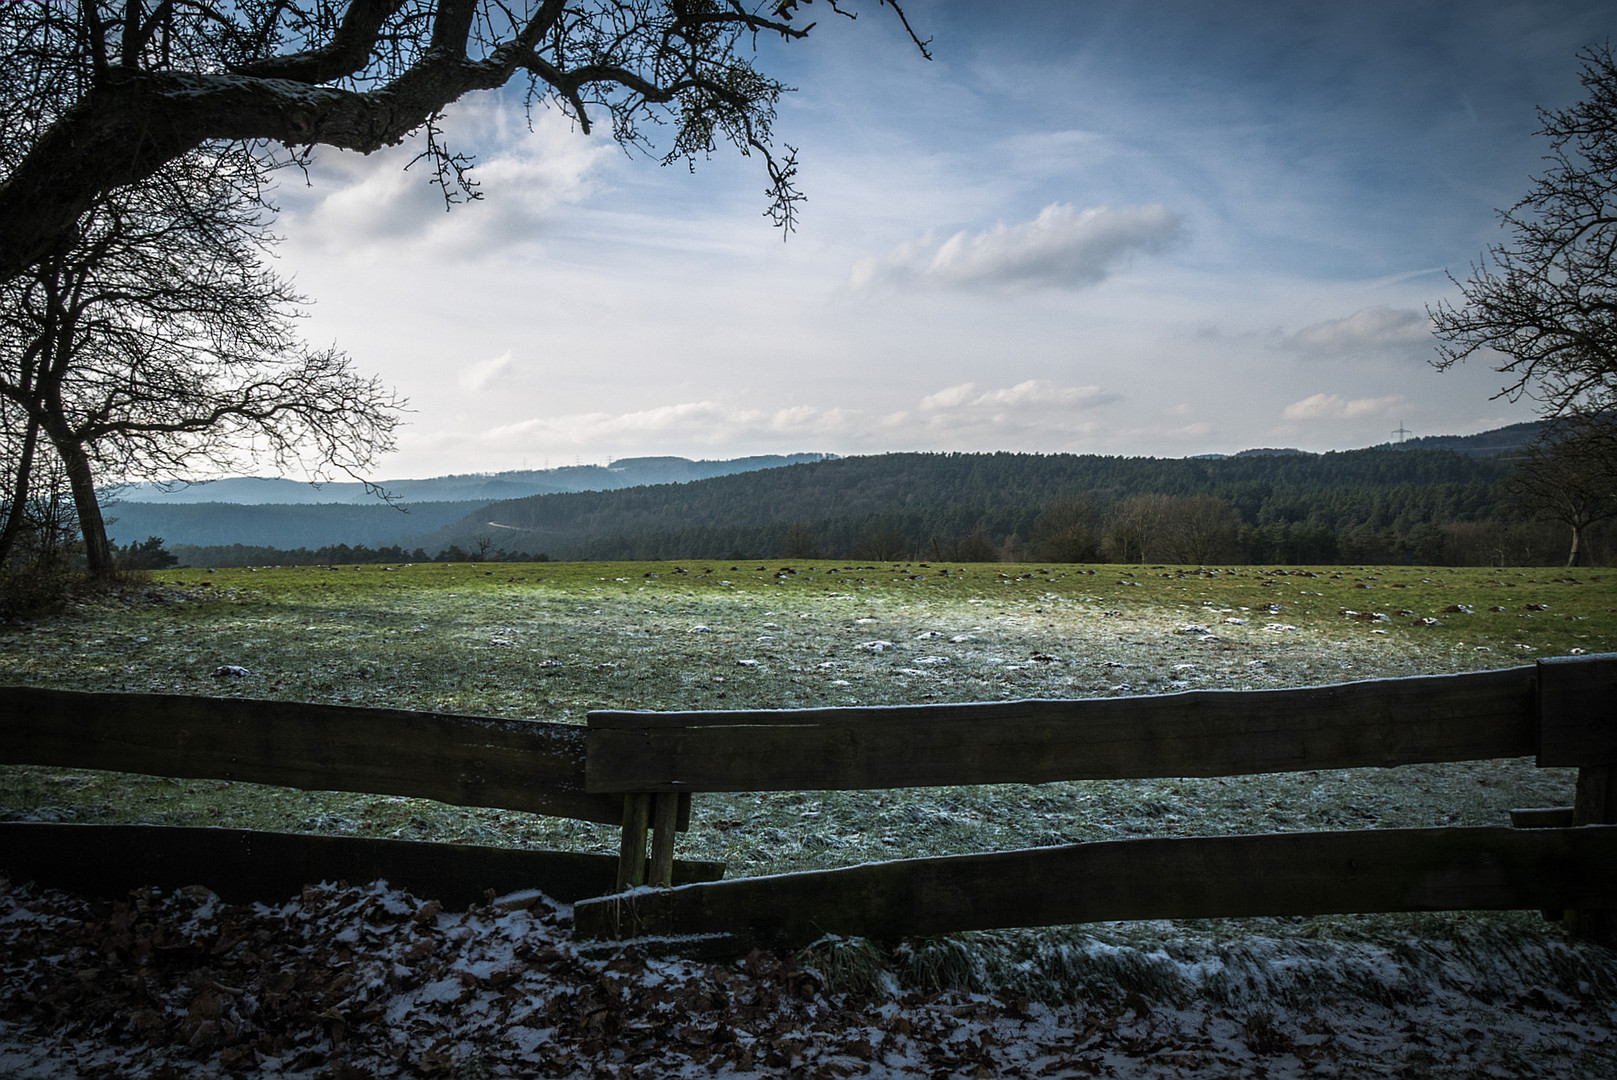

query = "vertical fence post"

[
  {"left": 648, "top": 793, "right": 680, "bottom": 888},
  {"left": 616, "top": 793, "right": 651, "bottom": 891},
  {"left": 1572, "top": 766, "right": 1617, "bottom": 945},
  {"left": 1537, "top": 654, "right": 1617, "bottom": 947}
]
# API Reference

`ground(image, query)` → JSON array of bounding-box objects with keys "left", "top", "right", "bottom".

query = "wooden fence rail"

[
  {"left": 576, "top": 654, "right": 1617, "bottom": 946},
  {"left": 586, "top": 663, "right": 1579, "bottom": 793},
  {"left": 5, "top": 655, "right": 1614, "bottom": 950},
  {"left": 575, "top": 825, "right": 1617, "bottom": 944},
  {"left": 0, "top": 686, "right": 699, "bottom": 901}
]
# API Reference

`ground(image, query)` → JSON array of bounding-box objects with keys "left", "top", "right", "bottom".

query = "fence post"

[
  {"left": 616, "top": 793, "right": 651, "bottom": 891},
  {"left": 1571, "top": 767, "right": 1617, "bottom": 945},
  {"left": 649, "top": 793, "right": 680, "bottom": 888},
  {"left": 1537, "top": 653, "right": 1617, "bottom": 946}
]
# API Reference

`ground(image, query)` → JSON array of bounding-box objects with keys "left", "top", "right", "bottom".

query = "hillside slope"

[
  {"left": 113, "top": 454, "right": 834, "bottom": 505},
  {"left": 421, "top": 447, "right": 1513, "bottom": 561}
]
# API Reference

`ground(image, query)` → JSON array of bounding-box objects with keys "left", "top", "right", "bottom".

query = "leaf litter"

[{"left": 1, "top": 875, "right": 1614, "bottom": 1078}]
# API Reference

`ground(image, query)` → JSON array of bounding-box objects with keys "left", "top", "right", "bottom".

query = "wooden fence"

[
  {"left": 572, "top": 654, "right": 1617, "bottom": 947},
  {"left": 3, "top": 654, "right": 1614, "bottom": 950},
  {"left": 0, "top": 686, "right": 720, "bottom": 904}
]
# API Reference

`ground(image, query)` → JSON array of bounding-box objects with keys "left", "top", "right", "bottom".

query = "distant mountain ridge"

[
  {"left": 114, "top": 453, "right": 837, "bottom": 505},
  {"left": 104, "top": 426, "right": 1541, "bottom": 559}
]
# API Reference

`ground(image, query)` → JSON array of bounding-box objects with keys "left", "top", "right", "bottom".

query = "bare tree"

[
  {"left": 0, "top": 149, "right": 402, "bottom": 577},
  {"left": 854, "top": 522, "right": 907, "bottom": 562},
  {"left": 0, "top": 1, "right": 928, "bottom": 284},
  {"left": 1103, "top": 493, "right": 1175, "bottom": 564},
  {"left": 1029, "top": 494, "right": 1101, "bottom": 563},
  {"left": 1159, "top": 494, "right": 1241, "bottom": 564},
  {"left": 781, "top": 520, "right": 820, "bottom": 559},
  {"left": 928, "top": 530, "right": 999, "bottom": 563},
  {"left": 1507, "top": 416, "right": 1617, "bottom": 567},
  {"left": 1431, "top": 45, "right": 1617, "bottom": 425}
]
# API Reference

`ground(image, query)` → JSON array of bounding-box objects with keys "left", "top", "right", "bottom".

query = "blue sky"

[{"left": 273, "top": 0, "right": 1610, "bottom": 476}]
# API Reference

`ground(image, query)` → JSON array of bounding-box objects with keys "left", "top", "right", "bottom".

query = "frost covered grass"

[
  {"left": 1, "top": 559, "right": 1605, "bottom": 869},
  {"left": 1, "top": 560, "right": 1614, "bottom": 1017}
]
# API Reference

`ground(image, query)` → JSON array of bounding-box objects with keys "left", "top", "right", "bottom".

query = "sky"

[{"left": 270, "top": 0, "right": 1612, "bottom": 478}]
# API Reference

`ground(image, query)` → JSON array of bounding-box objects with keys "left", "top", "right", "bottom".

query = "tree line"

[
  {"left": 162, "top": 542, "right": 547, "bottom": 568},
  {"left": 408, "top": 446, "right": 1607, "bottom": 567}
]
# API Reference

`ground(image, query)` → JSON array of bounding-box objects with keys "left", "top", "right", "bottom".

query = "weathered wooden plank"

[
  {"left": 649, "top": 792, "right": 680, "bottom": 888},
  {"left": 0, "top": 823, "right": 724, "bottom": 907},
  {"left": 586, "top": 667, "right": 1539, "bottom": 793},
  {"left": 0, "top": 685, "right": 644, "bottom": 826},
  {"left": 1509, "top": 806, "right": 1575, "bottom": 828},
  {"left": 616, "top": 792, "right": 651, "bottom": 891},
  {"left": 1537, "top": 653, "right": 1617, "bottom": 767},
  {"left": 574, "top": 825, "right": 1617, "bottom": 946}
]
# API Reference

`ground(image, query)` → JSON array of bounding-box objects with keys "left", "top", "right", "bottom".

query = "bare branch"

[{"left": 0, "top": 0, "right": 930, "bottom": 282}]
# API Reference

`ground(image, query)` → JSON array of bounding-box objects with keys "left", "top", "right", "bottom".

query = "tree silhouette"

[{"left": 1432, "top": 46, "right": 1617, "bottom": 425}]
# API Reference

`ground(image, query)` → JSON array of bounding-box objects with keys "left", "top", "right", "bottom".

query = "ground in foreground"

[{"left": 2, "top": 875, "right": 1615, "bottom": 1079}]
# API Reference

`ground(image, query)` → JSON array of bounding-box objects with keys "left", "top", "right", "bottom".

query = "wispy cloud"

[
  {"left": 458, "top": 350, "right": 517, "bottom": 393},
  {"left": 849, "top": 203, "right": 1182, "bottom": 292},
  {"left": 1285, "top": 306, "right": 1431, "bottom": 354},
  {"left": 1282, "top": 392, "right": 1406, "bottom": 420},
  {"left": 919, "top": 380, "right": 1121, "bottom": 414},
  {"left": 454, "top": 380, "right": 1123, "bottom": 457}
]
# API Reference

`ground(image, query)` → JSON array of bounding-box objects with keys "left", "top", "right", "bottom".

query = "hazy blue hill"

[
  {"left": 104, "top": 453, "right": 834, "bottom": 551},
  {"left": 106, "top": 427, "right": 1542, "bottom": 562},
  {"left": 105, "top": 500, "right": 486, "bottom": 550},
  {"left": 114, "top": 453, "right": 835, "bottom": 504}
]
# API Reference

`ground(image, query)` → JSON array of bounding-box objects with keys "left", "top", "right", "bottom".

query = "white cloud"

[
  {"left": 458, "top": 351, "right": 517, "bottom": 393},
  {"left": 1282, "top": 393, "right": 1406, "bottom": 421},
  {"left": 451, "top": 380, "right": 1123, "bottom": 459},
  {"left": 849, "top": 203, "right": 1182, "bottom": 292},
  {"left": 280, "top": 103, "right": 613, "bottom": 257},
  {"left": 1285, "top": 306, "right": 1431, "bottom": 353},
  {"left": 920, "top": 380, "right": 1121, "bottom": 414}
]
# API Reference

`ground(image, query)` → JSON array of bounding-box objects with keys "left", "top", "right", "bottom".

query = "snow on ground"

[{"left": 2, "top": 875, "right": 1615, "bottom": 1078}]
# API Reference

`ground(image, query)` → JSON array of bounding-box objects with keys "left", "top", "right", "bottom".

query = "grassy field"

[
  {"left": 6, "top": 556, "right": 1617, "bottom": 1055},
  {"left": 2, "top": 558, "right": 1609, "bottom": 875}
]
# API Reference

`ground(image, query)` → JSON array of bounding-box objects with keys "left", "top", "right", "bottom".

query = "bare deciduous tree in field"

[
  {"left": 1431, "top": 45, "right": 1617, "bottom": 429},
  {"left": 1507, "top": 416, "right": 1617, "bottom": 567},
  {"left": 1103, "top": 493, "right": 1174, "bottom": 565},
  {"left": 1029, "top": 494, "right": 1101, "bottom": 563},
  {"left": 0, "top": 149, "right": 402, "bottom": 577},
  {"left": 1158, "top": 493, "right": 1241, "bottom": 565},
  {"left": 0, "top": 0, "right": 927, "bottom": 285}
]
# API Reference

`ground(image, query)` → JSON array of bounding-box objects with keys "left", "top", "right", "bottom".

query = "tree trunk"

[
  {"left": 0, "top": 413, "right": 42, "bottom": 566},
  {"left": 1567, "top": 522, "right": 1584, "bottom": 568},
  {"left": 50, "top": 436, "right": 113, "bottom": 577}
]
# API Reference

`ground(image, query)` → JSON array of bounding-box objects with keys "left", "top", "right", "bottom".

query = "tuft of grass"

[
  {"left": 796, "top": 934, "right": 892, "bottom": 998},
  {"left": 894, "top": 936, "right": 985, "bottom": 993}
]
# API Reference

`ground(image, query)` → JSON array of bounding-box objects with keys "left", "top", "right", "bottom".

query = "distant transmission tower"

[{"left": 1391, "top": 421, "right": 1411, "bottom": 443}]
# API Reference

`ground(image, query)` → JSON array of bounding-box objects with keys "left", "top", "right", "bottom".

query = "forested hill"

[
  {"left": 422, "top": 447, "right": 1518, "bottom": 564},
  {"left": 1376, "top": 421, "right": 1542, "bottom": 457}
]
